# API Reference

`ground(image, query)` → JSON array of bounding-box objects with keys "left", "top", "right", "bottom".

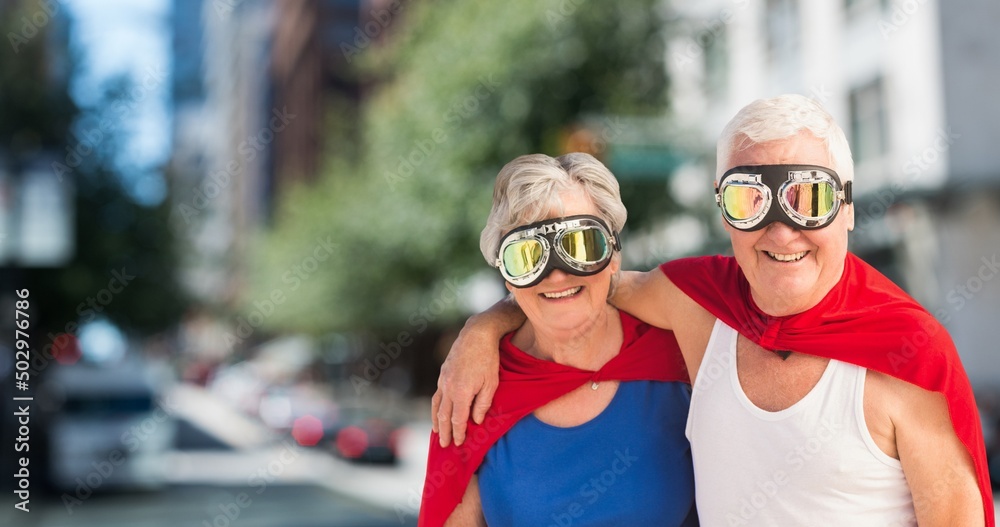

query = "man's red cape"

[
  {"left": 661, "top": 253, "right": 994, "bottom": 524},
  {"left": 417, "top": 311, "right": 689, "bottom": 527}
]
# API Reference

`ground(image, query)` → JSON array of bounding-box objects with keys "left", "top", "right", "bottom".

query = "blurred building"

[
  {"left": 0, "top": 0, "right": 74, "bottom": 268},
  {"left": 664, "top": 0, "right": 1000, "bottom": 387},
  {"left": 270, "top": 0, "right": 369, "bottom": 189},
  {"left": 168, "top": 0, "right": 404, "bottom": 361},
  {"left": 169, "top": 0, "right": 272, "bottom": 306}
]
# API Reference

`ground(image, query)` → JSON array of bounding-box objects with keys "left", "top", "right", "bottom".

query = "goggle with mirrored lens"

[
  {"left": 715, "top": 164, "right": 853, "bottom": 231},
  {"left": 494, "top": 214, "right": 620, "bottom": 288}
]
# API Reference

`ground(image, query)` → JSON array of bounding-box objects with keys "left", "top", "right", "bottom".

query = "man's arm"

[
  {"left": 431, "top": 297, "right": 525, "bottom": 447},
  {"left": 433, "top": 267, "right": 696, "bottom": 447},
  {"left": 611, "top": 269, "right": 679, "bottom": 330},
  {"left": 886, "top": 373, "right": 986, "bottom": 525}
]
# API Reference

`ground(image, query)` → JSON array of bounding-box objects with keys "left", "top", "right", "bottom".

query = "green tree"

[
  {"left": 247, "top": 0, "right": 670, "bottom": 336},
  {"left": 0, "top": 5, "right": 185, "bottom": 341}
]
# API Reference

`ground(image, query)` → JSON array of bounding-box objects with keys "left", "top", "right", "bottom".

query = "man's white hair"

[{"left": 717, "top": 94, "right": 855, "bottom": 183}]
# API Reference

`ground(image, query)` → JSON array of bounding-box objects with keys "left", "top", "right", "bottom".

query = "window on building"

[
  {"left": 844, "top": 0, "right": 889, "bottom": 17},
  {"left": 848, "top": 77, "right": 889, "bottom": 164},
  {"left": 765, "top": 0, "right": 799, "bottom": 70},
  {"left": 703, "top": 25, "right": 728, "bottom": 97}
]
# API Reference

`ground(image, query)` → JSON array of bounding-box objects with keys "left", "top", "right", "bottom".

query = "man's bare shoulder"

[{"left": 865, "top": 369, "right": 942, "bottom": 413}]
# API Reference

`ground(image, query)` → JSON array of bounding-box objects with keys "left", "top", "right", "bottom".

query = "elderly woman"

[{"left": 419, "top": 153, "right": 696, "bottom": 527}]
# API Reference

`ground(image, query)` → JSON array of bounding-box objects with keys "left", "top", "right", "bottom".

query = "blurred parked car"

[
  {"left": 42, "top": 358, "right": 175, "bottom": 491},
  {"left": 328, "top": 404, "right": 404, "bottom": 464},
  {"left": 257, "top": 383, "right": 340, "bottom": 437},
  {"left": 209, "top": 361, "right": 268, "bottom": 418}
]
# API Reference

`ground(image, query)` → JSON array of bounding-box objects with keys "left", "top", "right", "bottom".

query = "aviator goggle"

[
  {"left": 494, "top": 214, "right": 620, "bottom": 288},
  {"left": 715, "top": 164, "right": 853, "bottom": 231}
]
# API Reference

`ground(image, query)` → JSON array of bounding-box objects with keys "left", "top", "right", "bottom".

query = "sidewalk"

[
  {"left": 310, "top": 422, "right": 430, "bottom": 522},
  {"left": 164, "top": 383, "right": 430, "bottom": 521}
]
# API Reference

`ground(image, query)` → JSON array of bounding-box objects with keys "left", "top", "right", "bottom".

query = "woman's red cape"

[{"left": 417, "top": 311, "right": 689, "bottom": 526}]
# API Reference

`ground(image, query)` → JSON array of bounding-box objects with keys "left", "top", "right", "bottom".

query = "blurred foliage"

[
  {"left": 0, "top": 4, "right": 186, "bottom": 337},
  {"left": 0, "top": 2, "right": 76, "bottom": 154},
  {"left": 247, "top": 0, "right": 669, "bottom": 335}
]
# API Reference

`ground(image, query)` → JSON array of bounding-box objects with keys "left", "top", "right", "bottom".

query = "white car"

[{"left": 43, "top": 358, "right": 175, "bottom": 492}]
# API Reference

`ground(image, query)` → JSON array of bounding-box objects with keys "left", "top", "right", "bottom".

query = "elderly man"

[{"left": 431, "top": 95, "right": 992, "bottom": 525}]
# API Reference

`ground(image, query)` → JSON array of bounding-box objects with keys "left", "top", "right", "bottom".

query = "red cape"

[
  {"left": 661, "top": 253, "right": 994, "bottom": 524},
  {"left": 418, "top": 311, "right": 689, "bottom": 527}
]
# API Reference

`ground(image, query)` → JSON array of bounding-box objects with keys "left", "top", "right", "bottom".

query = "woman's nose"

[{"left": 545, "top": 268, "right": 571, "bottom": 283}]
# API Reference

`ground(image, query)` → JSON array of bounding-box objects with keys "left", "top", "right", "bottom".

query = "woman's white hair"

[
  {"left": 480, "top": 152, "right": 627, "bottom": 264},
  {"left": 717, "top": 94, "right": 855, "bottom": 183}
]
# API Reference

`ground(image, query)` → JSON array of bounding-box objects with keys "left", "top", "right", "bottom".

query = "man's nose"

[{"left": 763, "top": 221, "right": 802, "bottom": 244}]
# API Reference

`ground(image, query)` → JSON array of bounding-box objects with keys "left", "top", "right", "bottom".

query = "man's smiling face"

[{"left": 721, "top": 131, "right": 855, "bottom": 316}]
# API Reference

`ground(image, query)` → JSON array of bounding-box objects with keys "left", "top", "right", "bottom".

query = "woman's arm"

[{"left": 443, "top": 475, "right": 487, "bottom": 527}]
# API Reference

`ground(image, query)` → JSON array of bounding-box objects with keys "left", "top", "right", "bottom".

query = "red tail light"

[{"left": 336, "top": 426, "right": 369, "bottom": 458}]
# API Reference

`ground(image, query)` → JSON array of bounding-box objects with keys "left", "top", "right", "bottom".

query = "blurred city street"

[
  {"left": 2, "top": 0, "right": 1000, "bottom": 524},
  {"left": 0, "top": 382, "right": 428, "bottom": 527},
  {"left": 0, "top": 484, "right": 413, "bottom": 527}
]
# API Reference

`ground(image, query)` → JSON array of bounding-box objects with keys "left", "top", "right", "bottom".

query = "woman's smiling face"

[{"left": 506, "top": 185, "right": 619, "bottom": 332}]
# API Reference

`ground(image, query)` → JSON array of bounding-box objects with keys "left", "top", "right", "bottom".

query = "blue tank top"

[{"left": 478, "top": 380, "right": 697, "bottom": 526}]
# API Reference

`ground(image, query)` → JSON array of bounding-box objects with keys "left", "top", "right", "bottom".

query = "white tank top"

[{"left": 687, "top": 319, "right": 916, "bottom": 526}]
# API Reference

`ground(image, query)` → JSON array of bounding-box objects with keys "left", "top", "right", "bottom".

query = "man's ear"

[{"left": 845, "top": 203, "right": 855, "bottom": 232}]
